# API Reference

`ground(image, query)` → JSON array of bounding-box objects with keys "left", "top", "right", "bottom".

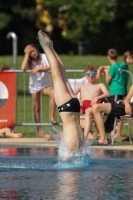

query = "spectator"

[
  {"left": 74, "top": 64, "right": 110, "bottom": 140},
  {"left": 92, "top": 84, "right": 133, "bottom": 145},
  {"left": 21, "top": 44, "right": 58, "bottom": 138},
  {"left": 119, "top": 50, "right": 133, "bottom": 96},
  {"left": 0, "top": 127, "right": 22, "bottom": 138},
  {"left": 96, "top": 49, "right": 133, "bottom": 139}
]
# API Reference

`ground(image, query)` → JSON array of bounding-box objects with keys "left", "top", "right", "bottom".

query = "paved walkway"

[{"left": 0, "top": 138, "right": 133, "bottom": 150}]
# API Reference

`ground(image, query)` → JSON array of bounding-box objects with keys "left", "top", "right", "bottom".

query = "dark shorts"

[
  {"left": 109, "top": 102, "right": 126, "bottom": 118},
  {"left": 104, "top": 102, "right": 133, "bottom": 133},
  {"left": 110, "top": 95, "right": 125, "bottom": 103},
  {"left": 58, "top": 98, "right": 80, "bottom": 113}
]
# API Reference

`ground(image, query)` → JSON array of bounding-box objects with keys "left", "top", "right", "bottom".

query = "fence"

[
  {"left": 10, "top": 70, "right": 85, "bottom": 137},
  {"left": 4, "top": 70, "right": 133, "bottom": 138}
]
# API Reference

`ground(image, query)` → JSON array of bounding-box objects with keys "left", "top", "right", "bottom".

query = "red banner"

[{"left": 0, "top": 72, "right": 16, "bottom": 130}]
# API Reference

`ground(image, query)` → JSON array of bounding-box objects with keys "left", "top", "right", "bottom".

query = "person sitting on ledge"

[
  {"left": 92, "top": 84, "right": 133, "bottom": 145},
  {"left": 0, "top": 128, "right": 22, "bottom": 138}
]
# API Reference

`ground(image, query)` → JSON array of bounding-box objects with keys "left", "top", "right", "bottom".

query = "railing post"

[
  {"left": 118, "top": 68, "right": 133, "bottom": 84},
  {"left": 6, "top": 32, "right": 18, "bottom": 69}
]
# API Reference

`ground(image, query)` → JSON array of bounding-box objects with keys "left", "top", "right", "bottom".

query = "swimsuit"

[
  {"left": 80, "top": 99, "right": 102, "bottom": 114},
  {"left": 104, "top": 102, "right": 133, "bottom": 133},
  {"left": 104, "top": 102, "right": 126, "bottom": 133},
  {"left": 58, "top": 98, "right": 80, "bottom": 112},
  {"left": 110, "top": 95, "right": 125, "bottom": 103}
]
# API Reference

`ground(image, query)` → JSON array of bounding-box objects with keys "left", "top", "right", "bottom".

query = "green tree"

[
  {"left": 41, "top": 0, "right": 117, "bottom": 53},
  {"left": 113, "top": 0, "right": 133, "bottom": 51},
  {"left": 1, "top": 0, "right": 133, "bottom": 55},
  {"left": 0, "top": 0, "right": 37, "bottom": 55},
  {"left": 40, "top": 0, "right": 133, "bottom": 54}
]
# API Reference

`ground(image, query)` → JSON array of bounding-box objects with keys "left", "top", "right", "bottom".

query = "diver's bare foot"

[
  {"left": 38, "top": 30, "right": 53, "bottom": 51},
  {"left": 43, "top": 32, "right": 53, "bottom": 49},
  {"left": 38, "top": 130, "right": 53, "bottom": 140}
]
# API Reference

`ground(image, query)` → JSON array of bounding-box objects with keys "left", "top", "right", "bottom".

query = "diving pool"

[{"left": 0, "top": 147, "right": 133, "bottom": 200}]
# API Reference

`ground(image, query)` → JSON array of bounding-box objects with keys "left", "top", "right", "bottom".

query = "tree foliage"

[
  {"left": 42, "top": 0, "right": 133, "bottom": 54},
  {"left": 0, "top": 0, "right": 37, "bottom": 55},
  {"left": 42, "top": 1, "right": 116, "bottom": 40},
  {"left": 0, "top": 0, "right": 133, "bottom": 55}
]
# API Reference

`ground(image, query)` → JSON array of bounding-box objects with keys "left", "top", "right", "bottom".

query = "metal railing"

[
  {"left": 4, "top": 69, "right": 133, "bottom": 141},
  {"left": 7, "top": 70, "right": 85, "bottom": 127}
]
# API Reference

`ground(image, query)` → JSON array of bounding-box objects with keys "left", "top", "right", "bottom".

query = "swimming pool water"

[{"left": 0, "top": 147, "right": 133, "bottom": 200}]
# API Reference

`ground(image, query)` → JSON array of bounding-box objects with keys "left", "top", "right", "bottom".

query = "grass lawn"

[{"left": 0, "top": 54, "right": 133, "bottom": 143}]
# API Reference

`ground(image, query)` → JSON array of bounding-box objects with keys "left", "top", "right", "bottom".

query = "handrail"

[
  {"left": 4, "top": 70, "right": 84, "bottom": 127},
  {"left": 6, "top": 32, "right": 18, "bottom": 69},
  {"left": 118, "top": 68, "right": 133, "bottom": 84},
  {"left": 5, "top": 69, "right": 84, "bottom": 73}
]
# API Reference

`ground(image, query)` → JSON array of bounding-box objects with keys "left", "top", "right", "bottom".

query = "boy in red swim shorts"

[
  {"left": 80, "top": 99, "right": 102, "bottom": 114},
  {"left": 74, "top": 65, "right": 110, "bottom": 140}
]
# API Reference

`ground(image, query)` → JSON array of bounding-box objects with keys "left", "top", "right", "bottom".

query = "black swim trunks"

[
  {"left": 58, "top": 98, "right": 80, "bottom": 113},
  {"left": 104, "top": 102, "right": 126, "bottom": 133},
  {"left": 110, "top": 95, "right": 125, "bottom": 103},
  {"left": 104, "top": 115, "right": 116, "bottom": 133},
  {"left": 109, "top": 102, "right": 126, "bottom": 118}
]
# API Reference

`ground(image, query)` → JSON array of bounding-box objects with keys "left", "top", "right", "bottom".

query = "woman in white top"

[{"left": 21, "top": 44, "right": 58, "bottom": 138}]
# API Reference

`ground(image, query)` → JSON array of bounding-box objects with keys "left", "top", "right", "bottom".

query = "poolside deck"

[{"left": 0, "top": 138, "right": 133, "bottom": 150}]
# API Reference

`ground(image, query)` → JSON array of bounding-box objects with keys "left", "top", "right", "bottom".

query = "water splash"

[
  {"left": 1, "top": 124, "right": 92, "bottom": 171},
  {"left": 48, "top": 124, "right": 92, "bottom": 169},
  {"left": 52, "top": 155, "right": 91, "bottom": 169}
]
